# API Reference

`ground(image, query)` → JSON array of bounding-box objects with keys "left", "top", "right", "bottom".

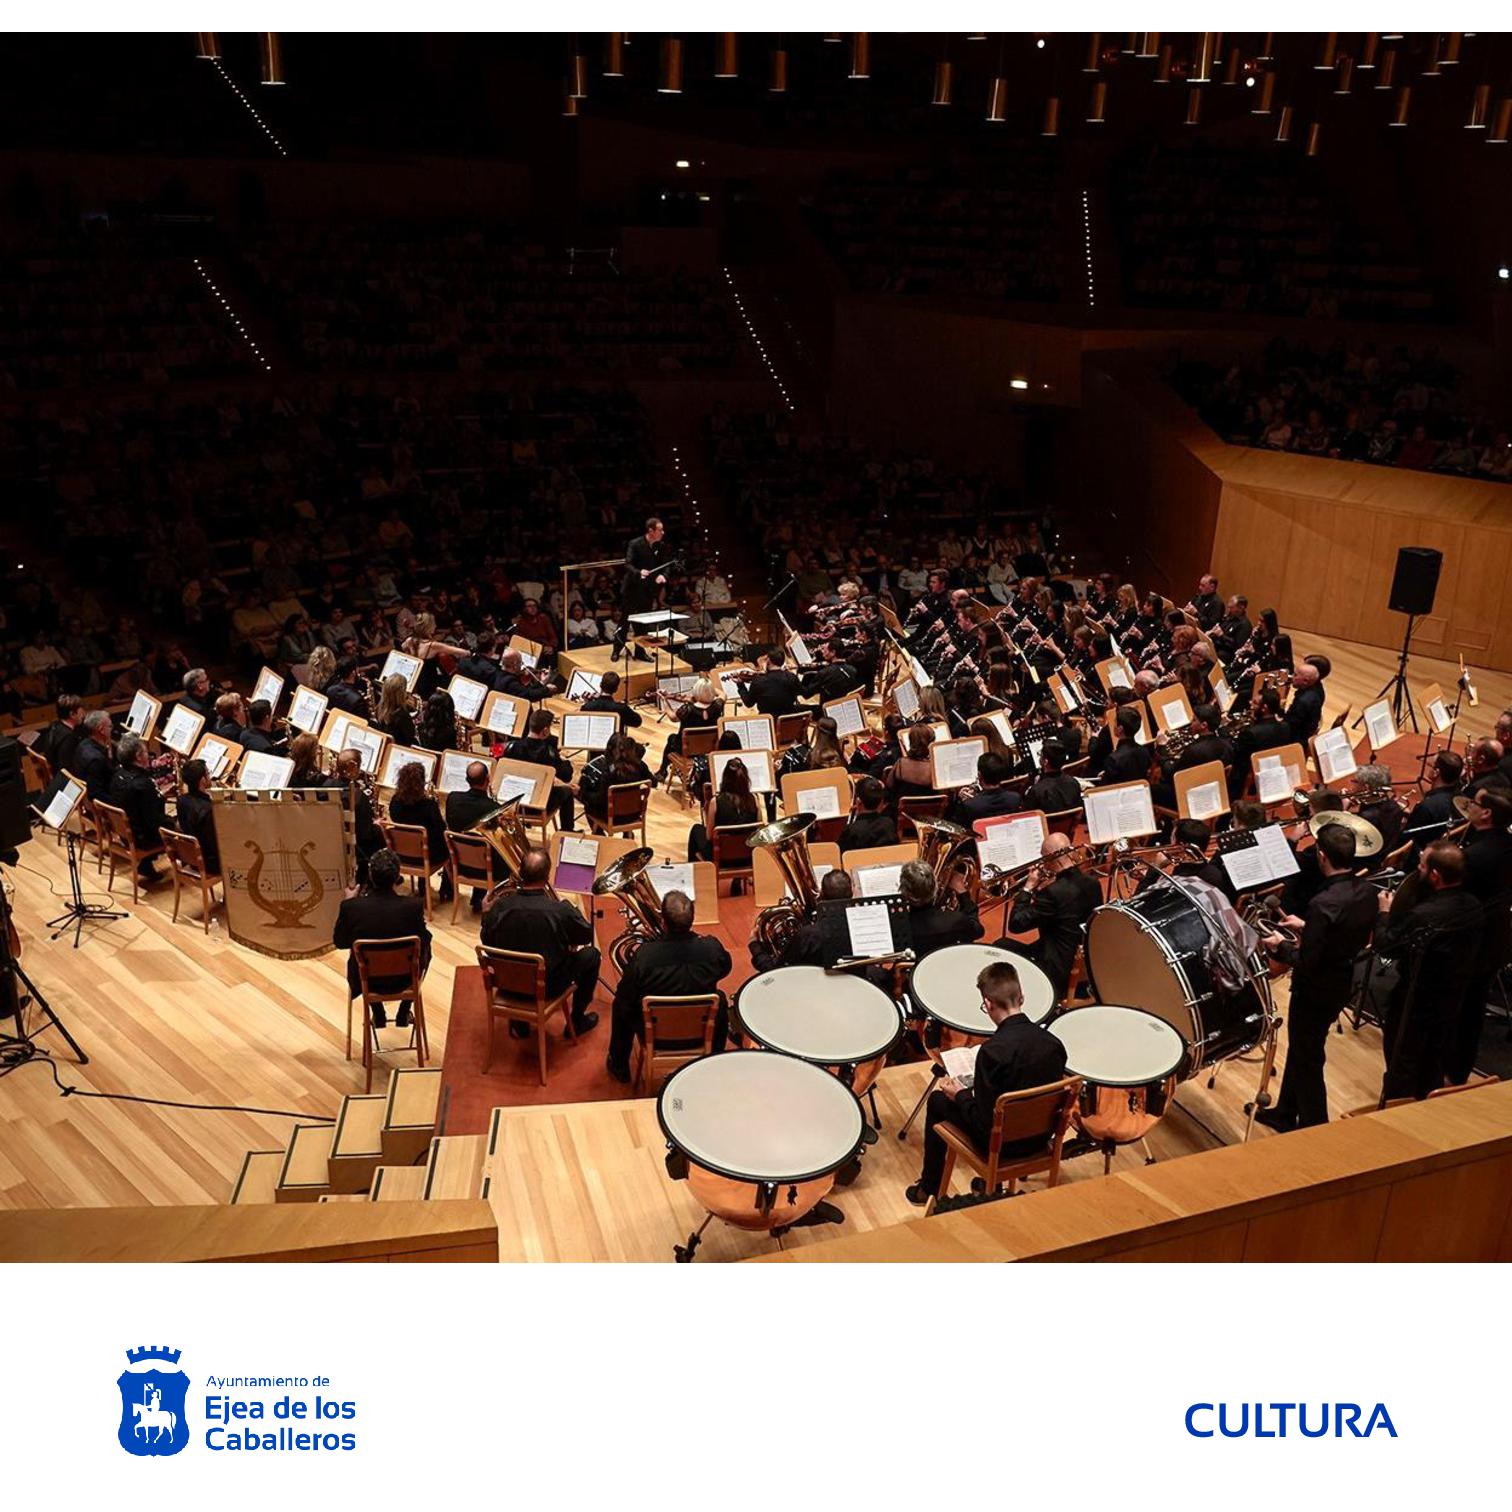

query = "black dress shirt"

[
  {"left": 1100, "top": 739, "right": 1153, "bottom": 785},
  {"left": 613, "top": 931, "right": 731, "bottom": 1016},
  {"left": 741, "top": 669, "right": 803, "bottom": 718},
  {"left": 838, "top": 812, "right": 898, "bottom": 853},
  {"left": 481, "top": 888, "right": 594, "bottom": 988},
  {"left": 176, "top": 789, "right": 220, "bottom": 874},
  {"left": 1024, "top": 774, "right": 1083, "bottom": 815},
  {"left": 907, "top": 895, "right": 984, "bottom": 958},
  {"left": 107, "top": 765, "right": 167, "bottom": 849},
  {"left": 75, "top": 736, "right": 115, "bottom": 801},
  {"left": 1005, "top": 869, "right": 1102, "bottom": 1000},
  {"left": 580, "top": 694, "right": 642, "bottom": 729},
  {"left": 949, "top": 1014, "right": 1070, "bottom": 1154},
  {"left": 1285, "top": 685, "right": 1325, "bottom": 745},
  {"left": 1283, "top": 872, "right": 1380, "bottom": 1011}
]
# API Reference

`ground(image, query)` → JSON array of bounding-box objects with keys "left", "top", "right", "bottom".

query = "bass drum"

[{"left": 1084, "top": 888, "right": 1266, "bottom": 1075}]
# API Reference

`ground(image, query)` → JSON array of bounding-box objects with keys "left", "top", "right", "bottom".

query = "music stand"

[
  {"left": 816, "top": 895, "right": 913, "bottom": 968},
  {"left": 0, "top": 863, "right": 89, "bottom": 1072},
  {"left": 32, "top": 783, "right": 128, "bottom": 949},
  {"left": 626, "top": 610, "right": 688, "bottom": 698}
]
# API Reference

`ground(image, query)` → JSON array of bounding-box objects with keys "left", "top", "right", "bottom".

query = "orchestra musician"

[
  {"left": 739, "top": 647, "right": 803, "bottom": 718},
  {"left": 1284, "top": 663, "right": 1325, "bottom": 746},
  {"left": 950, "top": 751, "right": 1022, "bottom": 826},
  {"left": 1448, "top": 789, "right": 1512, "bottom": 1084},
  {"left": 388, "top": 760, "right": 453, "bottom": 903},
  {"left": 688, "top": 753, "right": 759, "bottom": 863},
  {"left": 1024, "top": 740, "right": 1083, "bottom": 815},
  {"left": 444, "top": 759, "right": 509, "bottom": 910},
  {"left": 998, "top": 833, "right": 1100, "bottom": 1003},
  {"left": 652, "top": 676, "right": 724, "bottom": 786},
  {"left": 494, "top": 650, "right": 551, "bottom": 704},
  {"left": 481, "top": 846, "right": 601, "bottom": 1039},
  {"left": 579, "top": 669, "right": 642, "bottom": 729},
  {"left": 614, "top": 515, "right": 668, "bottom": 659},
  {"left": 373, "top": 673, "right": 417, "bottom": 746},
  {"left": 1139, "top": 819, "right": 1234, "bottom": 900},
  {"left": 904, "top": 960, "right": 1070, "bottom": 1208},
  {"left": 505, "top": 708, "right": 577, "bottom": 832},
  {"left": 212, "top": 692, "right": 248, "bottom": 743},
  {"left": 800, "top": 640, "right": 864, "bottom": 702},
  {"left": 1189, "top": 574, "right": 1224, "bottom": 632},
  {"left": 107, "top": 732, "right": 167, "bottom": 885},
  {"left": 180, "top": 668, "right": 216, "bottom": 720},
  {"left": 1350, "top": 765, "right": 1405, "bottom": 858},
  {"left": 288, "top": 732, "right": 327, "bottom": 790},
  {"left": 1212, "top": 594, "right": 1253, "bottom": 663},
  {"left": 839, "top": 777, "right": 898, "bottom": 853},
  {"left": 1152, "top": 703, "right": 1233, "bottom": 810},
  {"left": 175, "top": 758, "right": 219, "bottom": 876},
  {"left": 579, "top": 732, "right": 654, "bottom": 831},
  {"left": 35, "top": 693, "right": 85, "bottom": 776},
  {"left": 1232, "top": 685, "right": 1293, "bottom": 794},
  {"left": 1375, "top": 839, "right": 1483, "bottom": 1102},
  {"left": 333, "top": 847, "right": 431, "bottom": 1030},
  {"left": 1098, "top": 706, "right": 1153, "bottom": 785},
  {"left": 455, "top": 630, "right": 504, "bottom": 688},
  {"left": 1404, "top": 751, "right": 1463, "bottom": 852},
  {"left": 1255, "top": 824, "right": 1379, "bottom": 1131},
  {"left": 1463, "top": 739, "right": 1510, "bottom": 800},
  {"left": 335, "top": 747, "right": 382, "bottom": 882},
  {"left": 242, "top": 699, "right": 286, "bottom": 756},
  {"left": 606, "top": 889, "right": 731, "bottom": 1084},
  {"left": 324, "top": 658, "right": 370, "bottom": 718},
  {"left": 748, "top": 868, "right": 856, "bottom": 973}
]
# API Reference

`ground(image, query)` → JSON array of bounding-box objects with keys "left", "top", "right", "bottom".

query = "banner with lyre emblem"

[{"left": 213, "top": 789, "right": 354, "bottom": 959}]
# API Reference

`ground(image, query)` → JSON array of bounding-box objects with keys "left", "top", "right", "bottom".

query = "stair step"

[
  {"left": 274, "top": 1124, "right": 336, "bottom": 1203},
  {"left": 382, "top": 1066, "right": 442, "bottom": 1165},
  {"left": 318, "top": 1193, "right": 368, "bottom": 1203},
  {"left": 230, "top": 1149, "right": 285, "bottom": 1205},
  {"left": 423, "top": 1135, "right": 487, "bottom": 1201},
  {"left": 328, "top": 1094, "right": 387, "bottom": 1194},
  {"left": 369, "top": 1165, "right": 428, "bottom": 1202}
]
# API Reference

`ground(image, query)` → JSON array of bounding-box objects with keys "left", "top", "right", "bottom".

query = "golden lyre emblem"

[{"left": 242, "top": 839, "right": 325, "bottom": 928}]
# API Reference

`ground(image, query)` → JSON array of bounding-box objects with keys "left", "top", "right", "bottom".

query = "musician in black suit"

[
  {"left": 900, "top": 860, "right": 983, "bottom": 958},
  {"left": 800, "top": 642, "right": 863, "bottom": 702},
  {"left": 1255, "top": 825, "right": 1380, "bottom": 1131},
  {"left": 1001, "top": 833, "right": 1101, "bottom": 1003},
  {"left": 324, "top": 659, "right": 370, "bottom": 718},
  {"left": 1375, "top": 840, "right": 1483, "bottom": 1102},
  {"left": 1404, "top": 752, "right": 1463, "bottom": 853},
  {"left": 445, "top": 760, "right": 509, "bottom": 909},
  {"left": 748, "top": 868, "right": 854, "bottom": 973},
  {"left": 905, "top": 960, "right": 1070, "bottom": 1205},
  {"left": 505, "top": 708, "right": 576, "bottom": 830},
  {"left": 580, "top": 669, "right": 642, "bottom": 729},
  {"left": 1098, "top": 706, "right": 1153, "bottom": 785},
  {"left": 613, "top": 515, "right": 668, "bottom": 658},
  {"left": 335, "top": 747, "right": 382, "bottom": 882},
  {"left": 838, "top": 777, "right": 898, "bottom": 853},
  {"left": 1447, "top": 789, "right": 1512, "bottom": 1083},
  {"left": 1136, "top": 819, "right": 1234, "bottom": 901},
  {"left": 740, "top": 648, "right": 803, "bottom": 718},
  {"left": 494, "top": 650, "right": 551, "bottom": 703},
  {"left": 607, "top": 889, "right": 731, "bottom": 1081},
  {"left": 1284, "top": 664, "right": 1325, "bottom": 746},
  {"left": 35, "top": 693, "right": 85, "bottom": 775},
  {"left": 332, "top": 848, "right": 432, "bottom": 1029},
  {"left": 1212, "top": 595, "right": 1252, "bottom": 663},
  {"left": 73, "top": 711, "right": 116, "bottom": 801},
  {"left": 1152, "top": 703, "right": 1234, "bottom": 810},
  {"left": 241, "top": 699, "right": 286, "bottom": 755},
  {"left": 107, "top": 732, "right": 167, "bottom": 880},
  {"left": 1231, "top": 686, "right": 1293, "bottom": 795},
  {"left": 212, "top": 692, "right": 248, "bottom": 744},
  {"left": 1463, "top": 740, "right": 1511, "bottom": 800},
  {"left": 951, "top": 751, "right": 1023, "bottom": 826},
  {"left": 1190, "top": 574, "right": 1223, "bottom": 632},
  {"left": 180, "top": 667, "right": 216, "bottom": 720},
  {"left": 175, "top": 758, "right": 220, "bottom": 875},
  {"left": 481, "top": 847, "right": 601, "bottom": 1036},
  {"left": 1024, "top": 740, "right": 1083, "bottom": 815},
  {"left": 455, "top": 632, "right": 503, "bottom": 688}
]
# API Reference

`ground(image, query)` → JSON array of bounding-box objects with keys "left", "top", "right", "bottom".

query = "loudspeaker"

[
  {"left": 0, "top": 736, "right": 31, "bottom": 852},
  {"left": 1388, "top": 546, "right": 1442, "bottom": 616}
]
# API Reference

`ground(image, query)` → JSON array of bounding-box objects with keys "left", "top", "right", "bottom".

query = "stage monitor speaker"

[
  {"left": 0, "top": 735, "right": 31, "bottom": 852},
  {"left": 1388, "top": 547, "right": 1442, "bottom": 617}
]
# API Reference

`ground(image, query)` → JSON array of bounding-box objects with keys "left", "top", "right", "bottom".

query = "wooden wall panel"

[
  {"left": 1375, "top": 1155, "right": 1512, "bottom": 1261},
  {"left": 1241, "top": 1187, "right": 1390, "bottom": 1262}
]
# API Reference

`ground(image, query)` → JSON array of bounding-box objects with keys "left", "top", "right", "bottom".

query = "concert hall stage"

[{"left": 556, "top": 643, "right": 693, "bottom": 700}]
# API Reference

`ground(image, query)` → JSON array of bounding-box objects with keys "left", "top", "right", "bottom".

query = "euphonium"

[
  {"left": 748, "top": 812, "right": 821, "bottom": 960},
  {"left": 478, "top": 797, "right": 560, "bottom": 907},
  {"left": 591, "top": 845, "right": 665, "bottom": 972},
  {"left": 911, "top": 815, "right": 978, "bottom": 910}
]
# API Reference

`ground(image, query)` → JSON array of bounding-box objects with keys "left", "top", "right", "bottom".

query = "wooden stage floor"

[{"left": 1, "top": 631, "right": 1506, "bottom": 1255}]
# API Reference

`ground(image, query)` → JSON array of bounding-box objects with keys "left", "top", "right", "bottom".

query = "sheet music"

[
  {"left": 161, "top": 705, "right": 202, "bottom": 756},
  {"left": 1255, "top": 754, "right": 1295, "bottom": 804},
  {"left": 563, "top": 713, "right": 616, "bottom": 750},
  {"left": 483, "top": 698, "right": 521, "bottom": 737},
  {"left": 325, "top": 713, "right": 360, "bottom": 752},
  {"left": 438, "top": 752, "right": 475, "bottom": 793},
  {"left": 793, "top": 784, "right": 842, "bottom": 820},
  {"left": 717, "top": 670, "right": 748, "bottom": 702},
  {"left": 934, "top": 739, "right": 984, "bottom": 790},
  {"left": 346, "top": 726, "right": 386, "bottom": 775},
  {"left": 40, "top": 777, "right": 84, "bottom": 831},
  {"left": 727, "top": 718, "right": 773, "bottom": 751},
  {"left": 565, "top": 669, "right": 603, "bottom": 699},
  {"left": 560, "top": 836, "right": 599, "bottom": 868},
  {"left": 939, "top": 1045, "right": 980, "bottom": 1089},
  {"left": 649, "top": 862, "right": 696, "bottom": 902},
  {"left": 714, "top": 748, "right": 774, "bottom": 792},
  {"left": 1212, "top": 675, "right": 1235, "bottom": 714},
  {"left": 1221, "top": 842, "right": 1272, "bottom": 892},
  {"left": 979, "top": 815, "right": 1045, "bottom": 872},
  {"left": 845, "top": 900, "right": 895, "bottom": 959},
  {"left": 1159, "top": 697, "right": 1191, "bottom": 732},
  {"left": 1426, "top": 697, "right": 1451, "bottom": 733},
  {"left": 238, "top": 752, "right": 293, "bottom": 790},
  {"left": 856, "top": 863, "right": 903, "bottom": 898},
  {"left": 1105, "top": 660, "right": 1132, "bottom": 690},
  {"left": 448, "top": 675, "right": 488, "bottom": 721},
  {"left": 1254, "top": 823, "right": 1300, "bottom": 879},
  {"left": 382, "top": 649, "right": 423, "bottom": 688},
  {"left": 253, "top": 668, "right": 284, "bottom": 709},
  {"left": 986, "top": 710, "right": 1014, "bottom": 743},
  {"left": 1364, "top": 701, "right": 1398, "bottom": 751},
  {"left": 381, "top": 746, "right": 436, "bottom": 788},
  {"left": 496, "top": 773, "right": 537, "bottom": 807},
  {"left": 125, "top": 691, "right": 156, "bottom": 736},
  {"left": 516, "top": 649, "right": 539, "bottom": 670},
  {"left": 895, "top": 679, "right": 920, "bottom": 720},
  {"left": 658, "top": 675, "right": 698, "bottom": 698},
  {"left": 827, "top": 697, "right": 866, "bottom": 738},
  {"left": 288, "top": 686, "right": 327, "bottom": 733},
  {"left": 1027, "top": 738, "right": 1045, "bottom": 771},
  {"left": 1314, "top": 726, "right": 1357, "bottom": 785},
  {"left": 1085, "top": 783, "right": 1155, "bottom": 844},
  {"left": 788, "top": 633, "right": 813, "bottom": 668},
  {"left": 198, "top": 738, "right": 235, "bottom": 779},
  {"left": 1186, "top": 780, "right": 1223, "bottom": 821}
]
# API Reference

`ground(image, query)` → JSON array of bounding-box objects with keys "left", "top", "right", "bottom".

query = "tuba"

[
  {"left": 592, "top": 846, "right": 666, "bottom": 972},
  {"left": 748, "top": 813, "right": 821, "bottom": 961},
  {"left": 911, "top": 815, "right": 979, "bottom": 909}
]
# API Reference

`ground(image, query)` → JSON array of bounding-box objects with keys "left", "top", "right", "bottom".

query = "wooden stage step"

[
  {"left": 328, "top": 1095, "right": 387, "bottom": 1195},
  {"left": 423, "top": 1135, "right": 487, "bottom": 1201},
  {"left": 275, "top": 1124, "right": 336, "bottom": 1204},
  {"left": 383, "top": 1067, "right": 442, "bottom": 1166},
  {"left": 230, "top": 1150, "right": 285, "bottom": 1206},
  {"left": 370, "top": 1166, "right": 428, "bottom": 1203}
]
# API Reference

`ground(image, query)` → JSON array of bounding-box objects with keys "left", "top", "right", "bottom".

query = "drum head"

[
  {"left": 1085, "top": 903, "right": 1197, "bottom": 1041},
  {"left": 1049, "top": 1005, "right": 1185, "bottom": 1087},
  {"left": 736, "top": 966, "right": 903, "bottom": 1066},
  {"left": 908, "top": 944, "right": 1056, "bottom": 1034},
  {"left": 658, "top": 1051, "right": 865, "bottom": 1184}
]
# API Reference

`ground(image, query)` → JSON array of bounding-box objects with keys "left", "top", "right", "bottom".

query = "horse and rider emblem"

[{"left": 117, "top": 1345, "right": 191, "bottom": 1456}]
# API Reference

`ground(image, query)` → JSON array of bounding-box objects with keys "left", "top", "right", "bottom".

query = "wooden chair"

[
  {"left": 930, "top": 1076, "right": 1083, "bottom": 1211},
  {"left": 160, "top": 828, "right": 222, "bottom": 933},
  {"left": 22, "top": 746, "right": 51, "bottom": 798},
  {"left": 381, "top": 820, "right": 443, "bottom": 918},
  {"left": 711, "top": 820, "right": 761, "bottom": 895},
  {"left": 632, "top": 993, "right": 720, "bottom": 1094},
  {"left": 347, "top": 936, "right": 429, "bottom": 1093},
  {"left": 587, "top": 780, "right": 651, "bottom": 847},
  {"left": 1061, "top": 756, "right": 1091, "bottom": 780},
  {"left": 897, "top": 793, "right": 948, "bottom": 842},
  {"left": 775, "top": 711, "right": 811, "bottom": 749},
  {"left": 475, "top": 944, "right": 579, "bottom": 1085},
  {"left": 667, "top": 724, "right": 718, "bottom": 805},
  {"left": 79, "top": 796, "right": 109, "bottom": 871},
  {"left": 1045, "top": 806, "right": 1083, "bottom": 839},
  {"left": 94, "top": 798, "right": 166, "bottom": 903},
  {"left": 445, "top": 830, "right": 496, "bottom": 924},
  {"left": 1340, "top": 1074, "right": 1499, "bottom": 1119}
]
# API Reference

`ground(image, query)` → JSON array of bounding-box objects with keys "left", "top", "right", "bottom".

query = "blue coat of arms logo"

[{"left": 117, "top": 1345, "right": 191, "bottom": 1457}]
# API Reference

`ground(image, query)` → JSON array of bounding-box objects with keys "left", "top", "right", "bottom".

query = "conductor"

[{"left": 614, "top": 515, "right": 668, "bottom": 660}]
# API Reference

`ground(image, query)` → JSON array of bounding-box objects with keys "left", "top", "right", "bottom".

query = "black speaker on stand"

[{"left": 1365, "top": 547, "right": 1442, "bottom": 734}]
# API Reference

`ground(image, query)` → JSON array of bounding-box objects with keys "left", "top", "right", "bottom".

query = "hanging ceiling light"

[
  {"left": 260, "top": 33, "right": 284, "bottom": 85},
  {"left": 1192, "top": 33, "right": 1217, "bottom": 84},
  {"left": 849, "top": 33, "right": 870, "bottom": 80},
  {"left": 563, "top": 81, "right": 581, "bottom": 117},
  {"left": 659, "top": 37, "right": 683, "bottom": 93},
  {"left": 1375, "top": 50, "right": 1397, "bottom": 89},
  {"left": 1154, "top": 44, "right": 1173, "bottom": 84},
  {"left": 1185, "top": 89, "right": 1203, "bottom": 125},
  {"left": 1122, "top": 33, "right": 1138, "bottom": 54},
  {"left": 1087, "top": 80, "right": 1107, "bottom": 122},
  {"left": 769, "top": 47, "right": 788, "bottom": 93},
  {"left": 823, "top": 33, "right": 842, "bottom": 43},
  {"left": 1258, "top": 33, "right": 1275, "bottom": 61},
  {"left": 1305, "top": 121, "right": 1322, "bottom": 156},
  {"left": 966, "top": 33, "right": 986, "bottom": 41},
  {"left": 194, "top": 32, "right": 220, "bottom": 60},
  {"left": 985, "top": 76, "right": 1008, "bottom": 122},
  {"left": 604, "top": 33, "right": 625, "bottom": 77},
  {"left": 1334, "top": 57, "right": 1353, "bottom": 94},
  {"left": 569, "top": 50, "right": 588, "bottom": 98},
  {"left": 1252, "top": 72, "right": 1275, "bottom": 114},
  {"left": 1222, "top": 48, "right": 1242, "bottom": 85},
  {"left": 715, "top": 33, "right": 738, "bottom": 78},
  {"left": 1084, "top": 34, "right": 1101, "bottom": 72},
  {"left": 1042, "top": 96, "right": 1060, "bottom": 136},
  {"left": 1389, "top": 86, "right": 1411, "bottom": 126},
  {"left": 1443, "top": 33, "right": 1462, "bottom": 64},
  {"left": 1275, "top": 104, "right": 1293, "bottom": 143},
  {"left": 1424, "top": 35, "right": 1442, "bottom": 76},
  {"left": 1315, "top": 33, "right": 1337, "bottom": 69},
  {"left": 1359, "top": 33, "right": 1380, "bottom": 69},
  {"left": 1136, "top": 32, "right": 1159, "bottom": 59},
  {"left": 932, "top": 59, "right": 954, "bottom": 106},
  {"left": 1467, "top": 83, "right": 1491, "bottom": 128},
  {"left": 1489, "top": 98, "right": 1512, "bottom": 143}
]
